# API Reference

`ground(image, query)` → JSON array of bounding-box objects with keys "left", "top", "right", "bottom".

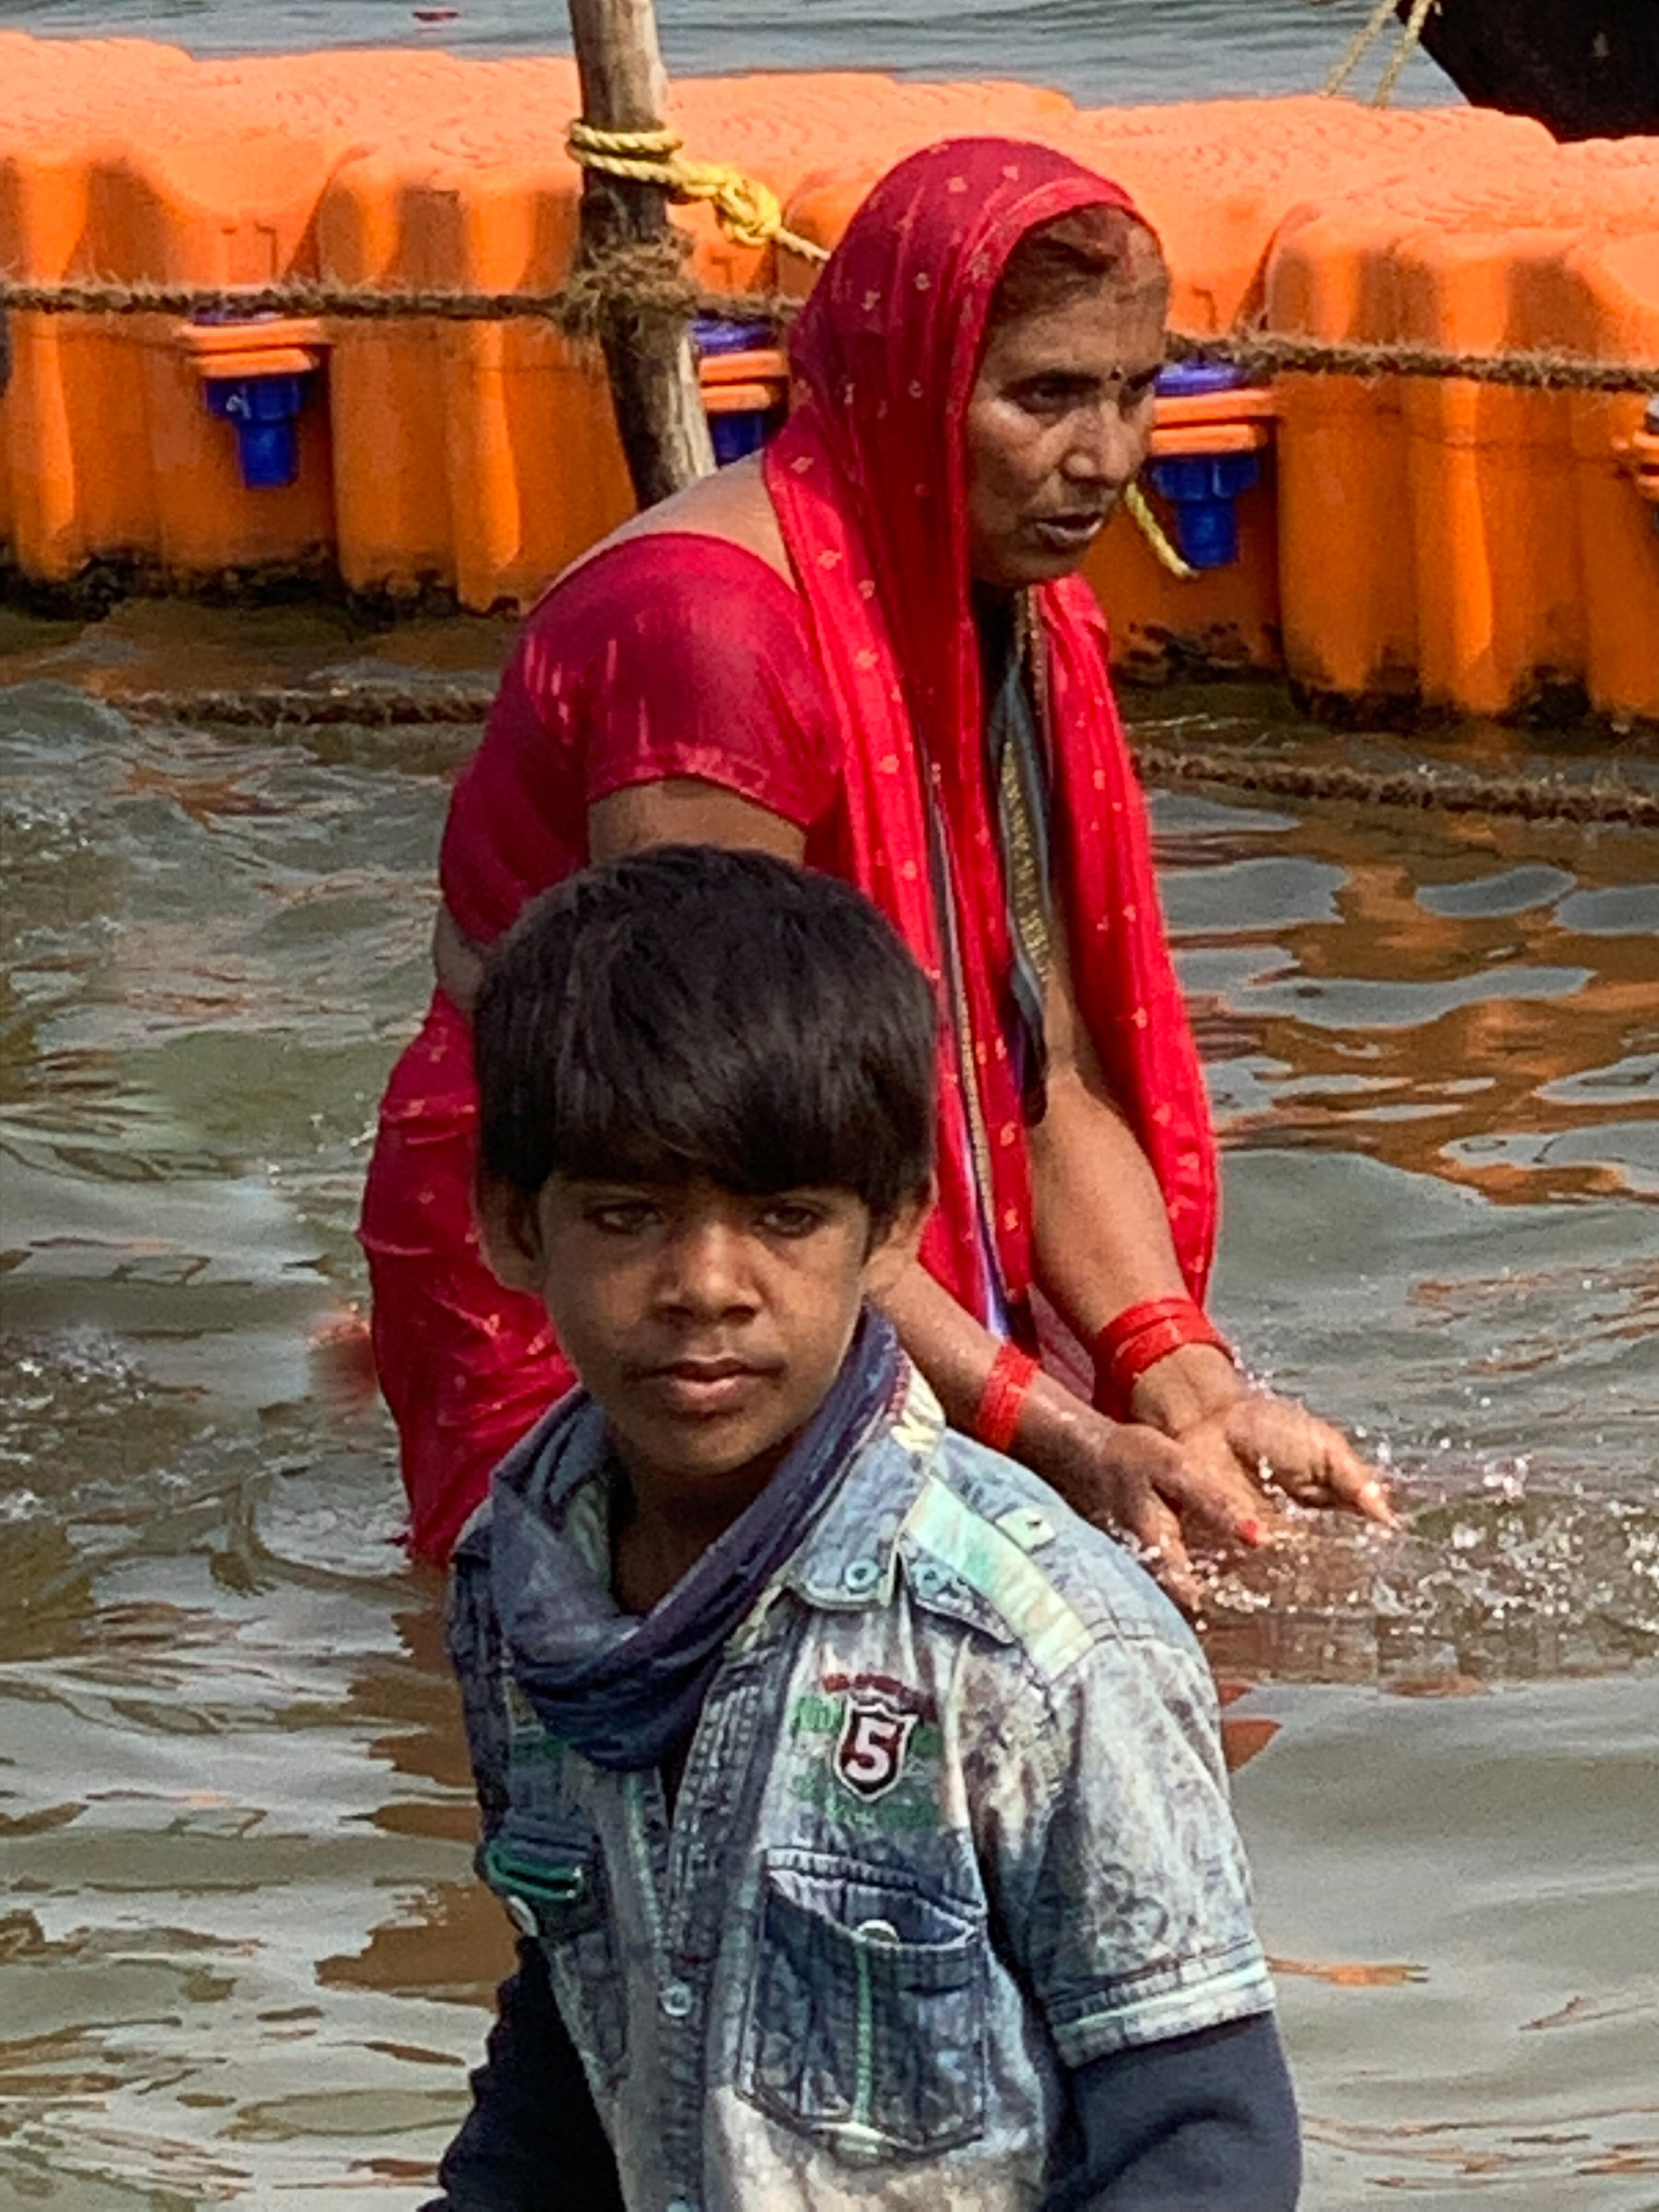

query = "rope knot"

[
  {"left": 565, "top": 117, "right": 828, "bottom": 265},
  {"left": 673, "top": 162, "right": 786, "bottom": 252}
]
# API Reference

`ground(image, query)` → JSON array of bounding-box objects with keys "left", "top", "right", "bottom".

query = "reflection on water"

[{"left": 1, "top": 621, "right": 1655, "bottom": 2204}]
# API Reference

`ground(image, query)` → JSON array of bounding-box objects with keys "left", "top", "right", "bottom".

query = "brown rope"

[
  {"left": 111, "top": 682, "right": 1659, "bottom": 826},
  {"left": 3, "top": 273, "right": 1655, "bottom": 392},
  {"left": 113, "top": 682, "right": 498, "bottom": 726},
  {"left": 0, "top": 265, "right": 787, "bottom": 334},
  {"left": 1131, "top": 743, "right": 1659, "bottom": 828},
  {"left": 1166, "top": 332, "right": 1657, "bottom": 396}
]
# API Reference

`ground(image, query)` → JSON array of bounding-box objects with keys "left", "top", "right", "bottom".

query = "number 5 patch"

[{"left": 834, "top": 1693, "right": 918, "bottom": 1802}]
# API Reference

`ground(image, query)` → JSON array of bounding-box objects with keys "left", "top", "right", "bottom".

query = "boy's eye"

[
  {"left": 585, "top": 1199, "right": 660, "bottom": 1235},
  {"left": 758, "top": 1199, "right": 825, "bottom": 1238}
]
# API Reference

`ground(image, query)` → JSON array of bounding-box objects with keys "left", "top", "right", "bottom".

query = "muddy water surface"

[{"left": 1, "top": 605, "right": 1656, "bottom": 2207}]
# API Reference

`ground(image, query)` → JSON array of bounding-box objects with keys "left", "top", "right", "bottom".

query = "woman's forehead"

[{"left": 980, "top": 280, "right": 1169, "bottom": 376}]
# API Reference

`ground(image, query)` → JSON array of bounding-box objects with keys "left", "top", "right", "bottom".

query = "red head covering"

[{"left": 764, "top": 137, "right": 1217, "bottom": 1323}]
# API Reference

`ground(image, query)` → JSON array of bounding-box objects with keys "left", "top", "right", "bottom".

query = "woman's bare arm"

[{"left": 1031, "top": 922, "right": 1396, "bottom": 1532}]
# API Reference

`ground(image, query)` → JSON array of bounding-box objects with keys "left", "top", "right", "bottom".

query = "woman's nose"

[{"left": 1065, "top": 400, "right": 1152, "bottom": 490}]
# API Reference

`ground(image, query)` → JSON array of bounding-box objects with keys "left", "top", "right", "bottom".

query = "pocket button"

[{"left": 660, "top": 1977, "right": 695, "bottom": 2022}]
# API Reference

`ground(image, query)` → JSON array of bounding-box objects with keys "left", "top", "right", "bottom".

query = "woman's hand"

[
  {"left": 1023, "top": 1357, "right": 1398, "bottom": 1611},
  {"left": 1165, "top": 1387, "right": 1398, "bottom": 1530},
  {"left": 1127, "top": 1341, "right": 1397, "bottom": 1532},
  {"left": 1027, "top": 1399, "right": 1247, "bottom": 1611}
]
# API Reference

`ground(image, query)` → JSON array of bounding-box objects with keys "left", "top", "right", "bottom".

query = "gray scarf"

[{"left": 490, "top": 1311, "right": 902, "bottom": 1771}]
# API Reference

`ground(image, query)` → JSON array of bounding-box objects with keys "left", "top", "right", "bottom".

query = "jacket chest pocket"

[
  {"left": 481, "top": 1816, "right": 628, "bottom": 2091},
  {"left": 739, "top": 1852, "right": 987, "bottom": 2163}
]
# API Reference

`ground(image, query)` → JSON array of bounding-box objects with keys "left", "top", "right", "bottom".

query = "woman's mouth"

[{"left": 1031, "top": 511, "right": 1109, "bottom": 552}]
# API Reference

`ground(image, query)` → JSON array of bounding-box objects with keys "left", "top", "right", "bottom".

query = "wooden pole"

[{"left": 567, "top": 0, "right": 715, "bottom": 505}]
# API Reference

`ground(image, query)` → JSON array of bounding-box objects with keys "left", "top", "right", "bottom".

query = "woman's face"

[{"left": 964, "top": 258, "right": 1169, "bottom": 591}]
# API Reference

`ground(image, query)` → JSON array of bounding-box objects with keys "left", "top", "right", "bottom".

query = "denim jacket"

[{"left": 447, "top": 1366, "right": 1273, "bottom": 2212}]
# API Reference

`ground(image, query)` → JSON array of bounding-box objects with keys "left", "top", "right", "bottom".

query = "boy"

[{"left": 431, "top": 845, "right": 1299, "bottom": 2211}]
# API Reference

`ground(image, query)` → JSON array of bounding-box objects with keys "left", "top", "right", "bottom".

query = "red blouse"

[{"left": 440, "top": 533, "right": 845, "bottom": 944}]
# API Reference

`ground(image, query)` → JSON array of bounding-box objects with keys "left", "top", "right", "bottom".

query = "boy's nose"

[{"left": 658, "top": 1221, "right": 757, "bottom": 1316}]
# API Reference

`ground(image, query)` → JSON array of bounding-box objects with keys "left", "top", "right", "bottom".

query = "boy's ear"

[
  {"left": 473, "top": 1176, "right": 546, "bottom": 1293},
  {"left": 861, "top": 1182, "right": 934, "bottom": 1299}
]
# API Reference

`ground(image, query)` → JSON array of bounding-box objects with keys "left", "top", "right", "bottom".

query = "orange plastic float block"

[
  {"left": 1, "top": 39, "right": 362, "bottom": 585},
  {"left": 1267, "top": 140, "right": 1659, "bottom": 725},
  {"left": 2, "top": 38, "right": 1657, "bottom": 723}
]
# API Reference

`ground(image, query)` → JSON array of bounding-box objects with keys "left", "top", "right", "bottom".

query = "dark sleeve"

[
  {"left": 425, "top": 1938, "right": 626, "bottom": 2212},
  {"left": 1043, "top": 2013, "right": 1301, "bottom": 2212},
  {"left": 434, "top": 1530, "right": 627, "bottom": 2210}
]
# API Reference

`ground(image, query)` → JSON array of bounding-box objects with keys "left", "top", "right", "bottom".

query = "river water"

[
  {"left": 9, "top": 0, "right": 1461, "bottom": 109},
  {"left": 2, "top": 585, "right": 1656, "bottom": 2207}
]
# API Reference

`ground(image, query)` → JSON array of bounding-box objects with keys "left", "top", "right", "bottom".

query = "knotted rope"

[{"left": 565, "top": 121, "right": 830, "bottom": 265}]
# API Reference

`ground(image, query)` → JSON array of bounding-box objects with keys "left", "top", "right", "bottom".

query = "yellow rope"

[
  {"left": 1125, "top": 482, "right": 1196, "bottom": 580},
  {"left": 567, "top": 120, "right": 830, "bottom": 265}
]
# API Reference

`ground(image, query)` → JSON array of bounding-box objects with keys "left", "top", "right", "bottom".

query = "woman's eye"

[{"left": 1018, "top": 380, "right": 1073, "bottom": 413}]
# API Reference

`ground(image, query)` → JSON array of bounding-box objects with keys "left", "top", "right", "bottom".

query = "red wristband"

[
  {"left": 974, "top": 1343, "right": 1041, "bottom": 1455},
  {"left": 1090, "top": 1296, "right": 1234, "bottom": 1422}
]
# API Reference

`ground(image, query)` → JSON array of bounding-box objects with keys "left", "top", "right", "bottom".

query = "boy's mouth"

[{"left": 636, "top": 1356, "right": 774, "bottom": 1418}]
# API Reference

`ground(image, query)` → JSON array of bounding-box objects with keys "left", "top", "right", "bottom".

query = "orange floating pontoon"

[{"left": 2, "top": 35, "right": 1655, "bottom": 723}]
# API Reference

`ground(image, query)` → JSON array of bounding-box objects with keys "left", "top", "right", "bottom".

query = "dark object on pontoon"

[{"left": 1402, "top": 0, "right": 1659, "bottom": 141}]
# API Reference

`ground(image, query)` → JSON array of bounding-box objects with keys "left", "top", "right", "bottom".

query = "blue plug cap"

[
  {"left": 1147, "top": 451, "right": 1262, "bottom": 569},
  {"left": 1155, "top": 360, "right": 1250, "bottom": 400},
  {"left": 204, "top": 371, "right": 312, "bottom": 489},
  {"left": 708, "top": 407, "right": 785, "bottom": 466},
  {"left": 691, "top": 315, "right": 776, "bottom": 358},
  {"left": 693, "top": 317, "right": 784, "bottom": 466}
]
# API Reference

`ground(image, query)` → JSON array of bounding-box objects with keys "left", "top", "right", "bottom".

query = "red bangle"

[
  {"left": 974, "top": 1343, "right": 1041, "bottom": 1454},
  {"left": 1091, "top": 1297, "right": 1234, "bottom": 1422}
]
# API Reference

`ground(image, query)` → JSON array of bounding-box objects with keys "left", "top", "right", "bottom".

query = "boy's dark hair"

[{"left": 472, "top": 846, "right": 938, "bottom": 1225}]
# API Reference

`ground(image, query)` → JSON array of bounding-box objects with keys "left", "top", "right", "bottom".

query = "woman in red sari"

[{"left": 362, "top": 135, "right": 1393, "bottom": 1588}]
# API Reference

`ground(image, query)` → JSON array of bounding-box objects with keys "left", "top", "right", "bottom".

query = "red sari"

[{"left": 361, "top": 136, "right": 1216, "bottom": 1564}]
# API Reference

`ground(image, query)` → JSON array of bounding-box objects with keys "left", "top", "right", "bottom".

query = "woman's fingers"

[
  {"left": 1127, "top": 1416, "right": 1287, "bottom": 1546},
  {"left": 1111, "top": 1482, "right": 1200, "bottom": 1614},
  {"left": 1063, "top": 1424, "right": 1200, "bottom": 1607},
  {"left": 1218, "top": 1395, "right": 1402, "bottom": 1528},
  {"left": 1135, "top": 1495, "right": 1200, "bottom": 1615},
  {"left": 1060, "top": 1392, "right": 1400, "bottom": 1611}
]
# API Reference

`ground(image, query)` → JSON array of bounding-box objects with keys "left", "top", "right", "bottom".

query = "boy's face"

[{"left": 480, "top": 1174, "right": 925, "bottom": 1506}]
